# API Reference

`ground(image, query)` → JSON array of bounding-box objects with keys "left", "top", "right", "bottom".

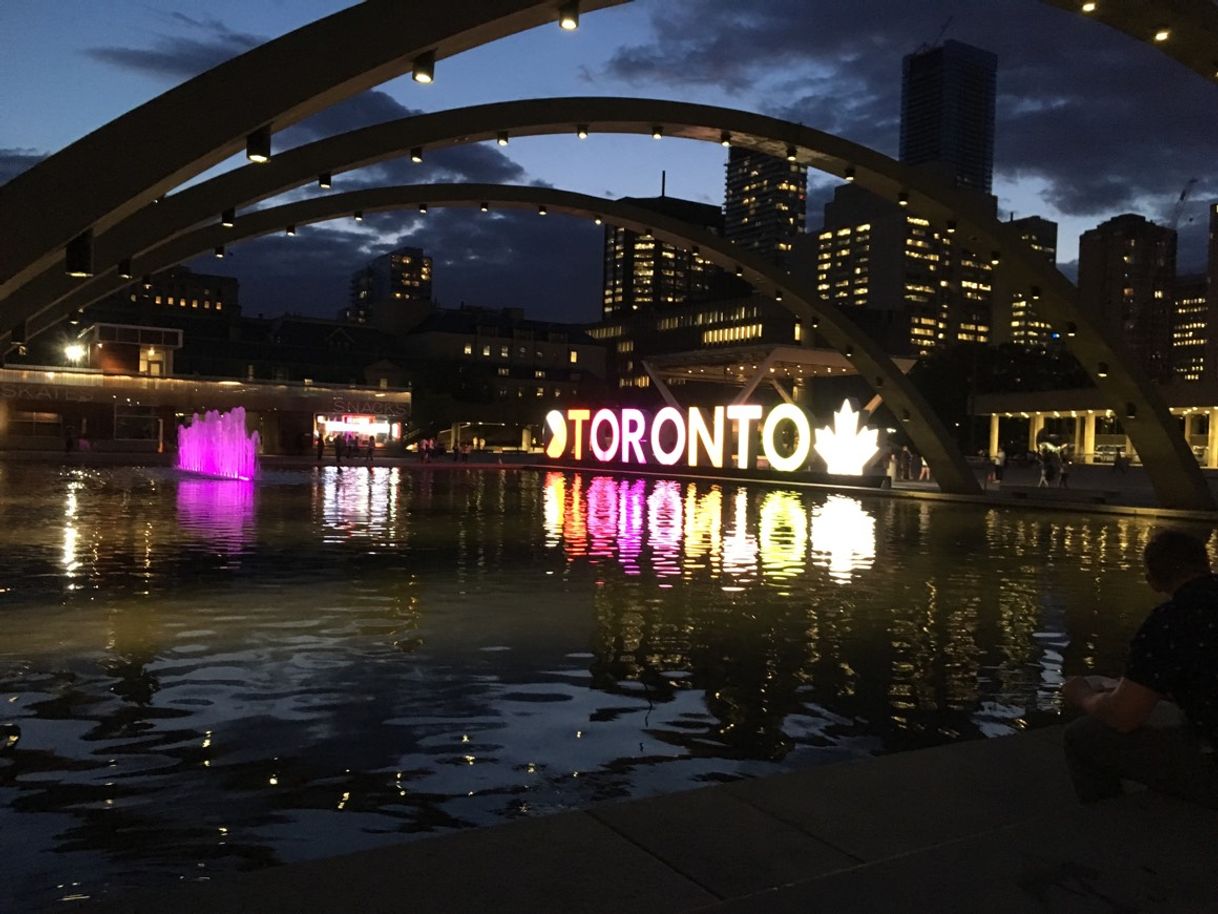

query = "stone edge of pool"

[{"left": 78, "top": 724, "right": 1218, "bottom": 914}]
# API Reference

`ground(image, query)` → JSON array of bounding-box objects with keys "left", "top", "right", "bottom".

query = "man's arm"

[{"left": 1062, "top": 676, "right": 1162, "bottom": 733}]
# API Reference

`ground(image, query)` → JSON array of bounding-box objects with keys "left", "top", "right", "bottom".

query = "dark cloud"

[
  {"left": 189, "top": 209, "right": 601, "bottom": 324},
  {"left": 84, "top": 16, "right": 260, "bottom": 80},
  {"left": 0, "top": 148, "right": 46, "bottom": 186},
  {"left": 605, "top": 0, "right": 1218, "bottom": 265}
]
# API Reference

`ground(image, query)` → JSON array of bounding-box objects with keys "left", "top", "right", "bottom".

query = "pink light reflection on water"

[
  {"left": 176, "top": 407, "right": 260, "bottom": 480},
  {"left": 176, "top": 478, "right": 255, "bottom": 553}
]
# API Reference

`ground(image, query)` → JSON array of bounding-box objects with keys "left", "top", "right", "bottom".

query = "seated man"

[{"left": 1062, "top": 529, "right": 1218, "bottom": 807}]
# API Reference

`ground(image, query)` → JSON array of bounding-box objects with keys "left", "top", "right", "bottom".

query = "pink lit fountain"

[{"left": 177, "top": 406, "right": 260, "bottom": 480}]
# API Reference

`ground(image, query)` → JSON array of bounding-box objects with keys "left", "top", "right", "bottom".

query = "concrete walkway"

[{"left": 86, "top": 726, "right": 1218, "bottom": 914}]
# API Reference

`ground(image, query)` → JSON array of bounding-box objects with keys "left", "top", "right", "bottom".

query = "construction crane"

[{"left": 1169, "top": 177, "right": 1198, "bottom": 231}]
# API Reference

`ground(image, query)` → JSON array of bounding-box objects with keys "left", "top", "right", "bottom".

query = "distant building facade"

[
  {"left": 601, "top": 196, "right": 723, "bottom": 318},
  {"left": 1078, "top": 213, "right": 1176, "bottom": 381},
  {"left": 815, "top": 183, "right": 996, "bottom": 356},
  {"left": 723, "top": 148, "right": 807, "bottom": 266},
  {"left": 344, "top": 246, "right": 433, "bottom": 333},
  {"left": 1003, "top": 215, "right": 1059, "bottom": 347},
  {"left": 900, "top": 39, "right": 998, "bottom": 194},
  {"left": 1174, "top": 273, "right": 1208, "bottom": 382}
]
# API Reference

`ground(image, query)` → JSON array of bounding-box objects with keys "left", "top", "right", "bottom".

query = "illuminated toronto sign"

[{"left": 544, "top": 400, "right": 878, "bottom": 476}]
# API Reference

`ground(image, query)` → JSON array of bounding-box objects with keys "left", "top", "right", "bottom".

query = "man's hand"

[
  {"left": 1061, "top": 676, "right": 1096, "bottom": 709},
  {"left": 1062, "top": 675, "right": 1161, "bottom": 733}
]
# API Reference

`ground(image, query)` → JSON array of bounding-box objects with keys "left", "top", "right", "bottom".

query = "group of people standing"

[
  {"left": 875, "top": 445, "right": 930, "bottom": 485},
  {"left": 1036, "top": 442, "right": 1074, "bottom": 488},
  {"left": 317, "top": 433, "right": 375, "bottom": 468}
]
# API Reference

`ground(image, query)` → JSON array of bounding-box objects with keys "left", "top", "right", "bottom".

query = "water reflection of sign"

[
  {"left": 810, "top": 495, "right": 876, "bottom": 584},
  {"left": 543, "top": 472, "right": 877, "bottom": 585},
  {"left": 545, "top": 400, "right": 877, "bottom": 475}
]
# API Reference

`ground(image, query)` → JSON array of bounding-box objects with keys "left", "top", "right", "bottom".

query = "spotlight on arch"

[
  {"left": 117, "top": 258, "right": 134, "bottom": 281},
  {"left": 214, "top": 245, "right": 226, "bottom": 259},
  {"left": 577, "top": 124, "right": 589, "bottom": 140},
  {"left": 593, "top": 215, "right": 603, "bottom": 225},
  {"left": 318, "top": 172, "right": 332, "bottom": 190},
  {"left": 558, "top": 1, "right": 580, "bottom": 30},
  {"left": 786, "top": 145, "right": 798, "bottom": 162},
  {"left": 418, "top": 203, "right": 429, "bottom": 215},
  {"left": 651, "top": 125, "right": 663, "bottom": 140},
  {"left": 412, "top": 50, "right": 436, "bottom": 84},
  {"left": 480, "top": 202, "right": 489, "bottom": 213},
  {"left": 538, "top": 205, "right": 548, "bottom": 216},
  {"left": 220, "top": 208, "right": 236, "bottom": 229},
  {"left": 246, "top": 126, "right": 271, "bottom": 164},
  {"left": 497, "top": 131, "right": 510, "bottom": 147},
  {"left": 285, "top": 224, "right": 297, "bottom": 236},
  {"left": 353, "top": 210, "right": 364, "bottom": 222},
  {"left": 1153, "top": 25, "right": 1170, "bottom": 42},
  {"left": 410, "top": 147, "right": 424, "bottom": 164},
  {"left": 720, "top": 131, "right": 732, "bottom": 148},
  {"left": 1081, "top": 1, "right": 1097, "bottom": 11},
  {"left": 844, "top": 166, "right": 856, "bottom": 182},
  {"left": 897, "top": 191, "right": 909, "bottom": 207}
]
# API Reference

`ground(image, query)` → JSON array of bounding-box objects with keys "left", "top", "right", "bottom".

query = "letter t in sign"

[
  {"left": 726, "top": 404, "right": 763, "bottom": 469},
  {"left": 566, "top": 409, "right": 591, "bottom": 460}
]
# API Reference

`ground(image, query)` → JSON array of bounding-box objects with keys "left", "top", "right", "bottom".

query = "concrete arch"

[
  {"left": 0, "top": 0, "right": 628, "bottom": 301},
  {"left": 1038, "top": 0, "right": 1218, "bottom": 82},
  {"left": 40, "top": 182, "right": 982, "bottom": 495},
  {"left": 6, "top": 96, "right": 1209, "bottom": 509}
]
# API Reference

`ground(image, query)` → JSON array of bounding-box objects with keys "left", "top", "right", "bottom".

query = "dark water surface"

[{"left": 0, "top": 463, "right": 1197, "bottom": 909}]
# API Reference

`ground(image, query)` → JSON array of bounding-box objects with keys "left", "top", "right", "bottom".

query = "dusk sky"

[{"left": 3, "top": 0, "right": 1215, "bottom": 322}]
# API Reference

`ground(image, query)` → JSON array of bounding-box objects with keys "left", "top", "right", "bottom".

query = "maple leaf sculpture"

[{"left": 813, "top": 401, "right": 879, "bottom": 476}]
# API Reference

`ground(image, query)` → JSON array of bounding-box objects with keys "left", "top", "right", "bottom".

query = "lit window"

[
  {"left": 482, "top": 345, "right": 491, "bottom": 357},
  {"left": 463, "top": 343, "right": 473, "bottom": 355},
  {"left": 568, "top": 349, "right": 578, "bottom": 364}
]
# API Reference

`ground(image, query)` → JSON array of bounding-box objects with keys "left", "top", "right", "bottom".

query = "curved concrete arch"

[
  {"left": 6, "top": 96, "right": 1209, "bottom": 509},
  {"left": 0, "top": 0, "right": 628, "bottom": 301},
  {"left": 1038, "top": 0, "right": 1218, "bottom": 82},
  {"left": 37, "top": 183, "right": 982, "bottom": 495}
]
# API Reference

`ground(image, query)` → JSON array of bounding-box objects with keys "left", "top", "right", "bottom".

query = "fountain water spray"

[{"left": 177, "top": 406, "right": 259, "bottom": 480}]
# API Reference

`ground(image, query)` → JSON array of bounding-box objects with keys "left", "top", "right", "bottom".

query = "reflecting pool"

[{"left": 0, "top": 463, "right": 1202, "bottom": 909}]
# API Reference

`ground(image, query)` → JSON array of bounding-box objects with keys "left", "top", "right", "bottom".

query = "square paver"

[
  {"left": 591, "top": 785, "right": 858, "bottom": 899},
  {"left": 725, "top": 731, "right": 1075, "bottom": 862},
  {"left": 694, "top": 791, "right": 1218, "bottom": 914},
  {"left": 91, "top": 810, "right": 716, "bottom": 914}
]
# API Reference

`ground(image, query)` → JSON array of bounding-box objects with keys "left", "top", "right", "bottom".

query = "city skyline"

[{"left": 3, "top": 0, "right": 1216, "bottom": 321}]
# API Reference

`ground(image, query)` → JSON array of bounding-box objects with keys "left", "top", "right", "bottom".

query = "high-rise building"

[
  {"left": 900, "top": 40, "right": 998, "bottom": 194},
  {"left": 1004, "top": 215, "right": 1059, "bottom": 347},
  {"left": 723, "top": 148, "right": 807, "bottom": 266},
  {"left": 345, "top": 246, "right": 433, "bottom": 332},
  {"left": 601, "top": 196, "right": 722, "bottom": 318},
  {"left": 815, "top": 183, "right": 994, "bottom": 356},
  {"left": 1078, "top": 214, "right": 1176, "bottom": 381},
  {"left": 1173, "top": 274, "right": 1208, "bottom": 382}
]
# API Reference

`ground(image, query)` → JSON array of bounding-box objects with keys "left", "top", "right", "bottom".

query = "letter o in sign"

[
  {"left": 590, "top": 409, "right": 621, "bottom": 462},
  {"left": 761, "top": 403, "right": 812, "bottom": 473},
  {"left": 650, "top": 407, "right": 687, "bottom": 465}
]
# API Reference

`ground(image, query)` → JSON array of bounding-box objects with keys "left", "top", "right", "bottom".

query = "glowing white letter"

[
  {"left": 688, "top": 406, "right": 725, "bottom": 468},
  {"left": 590, "top": 409, "right": 621, "bottom": 462},
  {"left": 620, "top": 408, "right": 647, "bottom": 464},
  {"left": 651, "top": 407, "right": 687, "bottom": 466},
  {"left": 761, "top": 403, "right": 812, "bottom": 473},
  {"left": 726, "top": 404, "right": 763, "bottom": 469}
]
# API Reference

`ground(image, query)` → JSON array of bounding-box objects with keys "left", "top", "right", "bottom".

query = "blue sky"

[{"left": 3, "top": 0, "right": 1214, "bottom": 321}]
